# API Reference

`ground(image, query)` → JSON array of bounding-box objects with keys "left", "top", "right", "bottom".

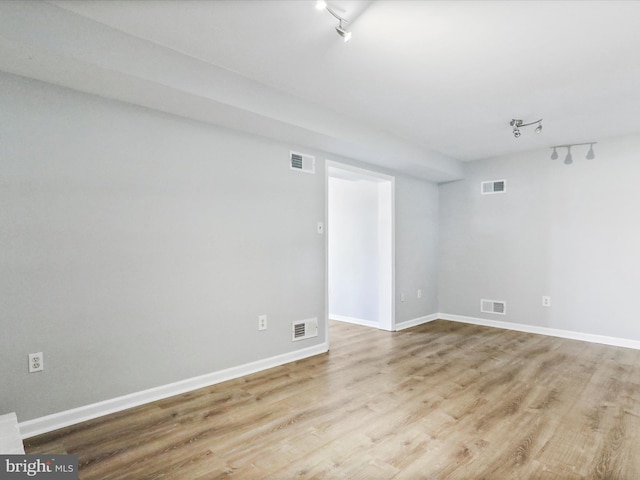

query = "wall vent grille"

[
  {"left": 481, "top": 180, "right": 506, "bottom": 194},
  {"left": 292, "top": 318, "right": 318, "bottom": 341},
  {"left": 481, "top": 299, "right": 506, "bottom": 315},
  {"left": 290, "top": 151, "right": 315, "bottom": 174}
]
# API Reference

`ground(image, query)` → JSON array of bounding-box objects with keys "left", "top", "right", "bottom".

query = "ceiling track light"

[
  {"left": 549, "top": 142, "right": 597, "bottom": 164},
  {"left": 336, "top": 19, "right": 352, "bottom": 42},
  {"left": 510, "top": 118, "right": 543, "bottom": 138},
  {"left": 565, "top": 146, "right": 573, "bottom": 165},
  {"left": 316, "top": 1, "right": 352, "bottom": 42}
]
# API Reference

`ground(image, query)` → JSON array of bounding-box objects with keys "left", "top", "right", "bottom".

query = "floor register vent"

[
  {"left": 292, "top": 318, "right": 318, "bottom": 341},
  {"left": 290, "top": 151, "right": 316, "bottom": 174},
  {"left": 481, "top": 299, "right": 506, "bottom": 315}
]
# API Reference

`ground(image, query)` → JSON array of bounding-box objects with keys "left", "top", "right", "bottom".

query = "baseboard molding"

[
  {"left": 439, "top": 313, "right": 640, "bottom": 350},
  {"left": 19, "top": 342, "right": 329, "bottom": 439},
  {"left": 21, "top": 314, "right": 638, "bottom": 438},
  {"left": 395, "top": 313, "right": 439, "bottom": 331},
  {"left": 330, "top": 314, "right": 380, "bottom": 329},
  {"left": 0, "top": 412, "right": 24, "bottom": 454}
]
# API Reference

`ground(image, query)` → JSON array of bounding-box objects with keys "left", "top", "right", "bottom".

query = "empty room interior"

[{"left": 2, "top": 1, "right": 640, "bottom": 478}]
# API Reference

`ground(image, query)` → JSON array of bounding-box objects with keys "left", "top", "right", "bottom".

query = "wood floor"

[{"left": 25, "top": 320, "right": 640, "bottom": 479}]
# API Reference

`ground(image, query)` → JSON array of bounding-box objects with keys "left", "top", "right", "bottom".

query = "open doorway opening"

[{"left": 327, "top": 161, "right": 394, "bottom": 333}]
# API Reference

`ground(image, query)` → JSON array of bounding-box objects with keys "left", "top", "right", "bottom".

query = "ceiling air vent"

[
  {"left": 481, "top": 299, "right": 506, "bottom": 315},
  {"left": 481, "top": 179, "right": 506, "bottom": 195},
  {"left": 292, "top": 318, "right": 318, "bottom": 342},
  {"left": 290, "top": 151, "right": 315, "bottom": 174}
]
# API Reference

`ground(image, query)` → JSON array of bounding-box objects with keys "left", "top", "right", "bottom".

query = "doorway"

[{"left": 326, "top": 161, "right": 394, "bottom": 333}]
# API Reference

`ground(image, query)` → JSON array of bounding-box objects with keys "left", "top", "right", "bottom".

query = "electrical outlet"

[
  {"left": 400, "top": 293, "right": 406, "bottom": 302},
  {"left": 417, "top": 289, "right": 422, "bottom": 299},
  {"left": 258, "top": 315, "right": 267, "bottom": 331},
  {"left": 317, "top": 221, "right": 324, "bottom": 234},
  {"left": 29, "top": 352, "right": 43, "bottom": 373},
  {"left": 542, "top": 296, "right": 551, "bottom": 307}
]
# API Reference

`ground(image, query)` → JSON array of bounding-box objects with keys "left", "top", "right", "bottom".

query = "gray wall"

[
  {"left": 328, "top": 176, "right": 381, "bottom": 322},
  {"left": 439, "top": 134, "right": 640, "bottom": 340},
  {"left": 0, "top": 71, "right": 441, "bottom": 421},
  {"left": 325, "top": 158, "right": 441, "bottom": 325},
  {"left": 395, "top": 175, "right": 439, "bottom": 323},
  {"left": 0, "top": 72, "right": 326, "bottom": 421}
]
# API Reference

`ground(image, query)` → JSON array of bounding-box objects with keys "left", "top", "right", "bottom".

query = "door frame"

[{"left": 325, "top": 160, "right": 395, "bottom": 344}]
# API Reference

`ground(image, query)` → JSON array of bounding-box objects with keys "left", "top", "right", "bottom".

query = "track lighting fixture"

[
  {"left": 510, "top": 118, "right": 543, "bottom": 138},
  {"left": 335, "top": 20, "right": 352, "bottom": 42},
  {"left": 316, "top": 1, "right": 352, "bottom": 42},
  {"left": 549, "top": 142, "right": 597, "bottom": 164},
  {"left": 564, "top": 146, "right": 573, "bottom": 165}
]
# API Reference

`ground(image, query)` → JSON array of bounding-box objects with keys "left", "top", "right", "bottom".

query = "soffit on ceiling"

[{"left": 5, "top": 0, "right": 640, "bottom": 171}]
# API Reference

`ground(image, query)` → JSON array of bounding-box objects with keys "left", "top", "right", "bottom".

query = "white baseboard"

[
  {"left": 438, "top": 313, "right": 640, "bottom": 350},
  {"left": 19, "top": 342, "right": 329, "bottom": 439},
  {"left": 21, "top": 314, "right": 639, "bottom": 439},
  {"left": 330, "top": 314, "right": 380, "bottom": 329},
  {"left": 395, "top": 313, "right": 439, "bottom": 331},
  {"left": 0, "top": 412, "right": 24, "bottom": 454}
]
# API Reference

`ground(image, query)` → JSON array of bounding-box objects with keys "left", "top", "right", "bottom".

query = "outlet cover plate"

[{"left": 29, "top": 352, "right": 43, "bottom": 373}]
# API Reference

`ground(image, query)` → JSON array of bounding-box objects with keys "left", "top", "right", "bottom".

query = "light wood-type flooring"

[{"left": 25, "top": 320, "right": 640, "bottom": 479}]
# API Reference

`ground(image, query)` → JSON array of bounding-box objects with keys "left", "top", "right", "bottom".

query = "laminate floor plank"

[{"left": 24, "top": 320, "right": 640, "bottom": 479}]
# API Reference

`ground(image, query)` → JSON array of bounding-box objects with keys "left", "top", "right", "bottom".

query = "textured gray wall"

[{"left": 439, "top": 134, "right": 640, "bottom": 340}]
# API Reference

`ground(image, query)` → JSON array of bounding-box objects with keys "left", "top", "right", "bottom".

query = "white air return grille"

[
  {"left": 481, "top": 180, "right": 506, "bottom": 194},
  {"left": 292, "top": 318, "right": 318, "bottom": 341},
  {"left": 290, "top": 151, "right": 315, "bottom": 174},
  {"left": 481, "top": 299, "right": 506, "bottom": 315}
]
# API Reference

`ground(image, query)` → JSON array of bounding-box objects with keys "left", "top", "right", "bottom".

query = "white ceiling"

[{"left": 2, "top": 1, "right": 640, "bottom": 180}]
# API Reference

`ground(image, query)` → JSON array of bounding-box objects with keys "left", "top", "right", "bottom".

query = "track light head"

[
  {"left": 564, "top": 147, "right": 573, "bottom": 165},
  {"left": 316, "top": 2, "right": 352, "bottom": 42},
  {"left": 510, "top": 118, "right": 542, "bottom": 138},
  {"left": 550, "top": 142, "right": 596, "bottom": 165},
  {"left": 336, "top": 23, "right": 352, "bottom": 42}
]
